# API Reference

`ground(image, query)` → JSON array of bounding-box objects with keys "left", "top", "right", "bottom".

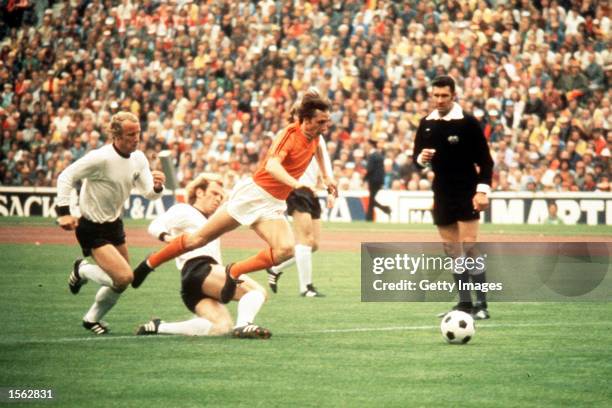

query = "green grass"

[
  {"left": 1, "top": 240, "right": 611, "bottom": 407},
  {"left": 1, "top": 215, "right": 611, "bottom": 236}
]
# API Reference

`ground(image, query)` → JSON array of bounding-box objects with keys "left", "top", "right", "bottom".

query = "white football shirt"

[
  {"left": 57, "top": 144, "right": 162, "bottom": 223},
  {"left": 147, "top": 203, "right": 222, "bottom": 270}
]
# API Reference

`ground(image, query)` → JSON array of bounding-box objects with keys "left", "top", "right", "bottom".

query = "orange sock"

[
  {"left": 230, "top": 248, "right": 275, "bottom": 279},
  {"left": 148, "top": 235, "right": 187, "bottom": 268}
]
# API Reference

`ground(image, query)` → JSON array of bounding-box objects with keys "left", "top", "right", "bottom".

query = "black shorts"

[
  {"left": 432, "top": 193, "right": 480, "bottom": 226},
  {"left": 180, "top": 256, "right": 218, "bottom": 313},
  {"left": 286, "top": 187, "right": 321, "bottom": 219},
  {"left": 75, "top": 217, "right": 126, "bottom": 257}
]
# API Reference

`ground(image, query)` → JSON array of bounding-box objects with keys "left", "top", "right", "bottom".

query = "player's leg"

[
  {"left": 203, "top": 265, "right": 271, "bottom": 338},
  {"left": 366, "top": 182, "right": 378, "bottom": 221},
  {"left": 152, "top": 298, "right": 229, "bottom": 337},
  {"left": 70, "top": 218, "right": 117, "bottom": 292},
  {"left": 137, "top": 259, "right": 230, "bottom": 336},
  {"left": 232, "top": 274, "right": 268, "bottom": 327},
  {"left": 138, "top": 299, "right": 230, "bottom": 336},
  {"left": 82, "top": 243, "right": 132, "bottom": 333},
  {"left": 367, "top": 182, "right": 390, "bottom": 220},
  {"left": 458, "top": 220, "right": 490, "bottom": 319},
  {"left": 437, "top": 223, "right": 473, "bottom": 314},
  {"left": 293, "top": 212, "right": 324, "bottom": 296},
  {"left": 150, "top": 208, "right": 239, "bottom": 267},
  {"left": 267, "top": 187, "right": 322, "bottom": 293},
  {"left": 293, "top": 210, "right": 314, "bottom": 294},
  {"left": 133, "top": 208, "right": 240, "bottom": 287},
  {"left": 228, "top": 218, "right": 294, "bottom": 280},
  {"left": 266, "top": 256, "right": 293, "bottom": 293}
]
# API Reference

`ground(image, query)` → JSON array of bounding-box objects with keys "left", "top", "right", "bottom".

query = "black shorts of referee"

[
  {"left": 432, "top": 191, "right": 480, "bottom": 226},
  {"left": 75, "top": 217, "right": 126, "bottom": 257},
  {"left": 180, "top": 256, "right": 219, "bottom": 311},
  {"left": 286, "top": 186, "right": 321, "bottom": 219}
]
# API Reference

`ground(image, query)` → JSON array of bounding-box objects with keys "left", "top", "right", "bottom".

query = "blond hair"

[
  {"left": 185, "top": 173, "right": 223, "bottom": 205},
  {"left": 109, "top": 111, "right": 139, "bottom": 139}
]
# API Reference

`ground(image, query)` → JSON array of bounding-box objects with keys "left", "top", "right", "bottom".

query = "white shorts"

[{"left": 224, "top": 178, "right": 287, "bottom": 226}]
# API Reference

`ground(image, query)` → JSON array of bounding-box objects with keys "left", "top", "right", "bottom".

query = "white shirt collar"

[{"left": 426, "top": 102, "right": 464, "bottom": 121}]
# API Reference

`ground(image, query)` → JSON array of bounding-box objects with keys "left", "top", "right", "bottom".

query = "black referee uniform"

[{"left": 413, "top": 107, "right": 493, "bottom": 225}]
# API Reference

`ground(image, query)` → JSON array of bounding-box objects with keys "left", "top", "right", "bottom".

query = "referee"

[{"left": 413, "top": 75, "right": 494, "bottom": 320}]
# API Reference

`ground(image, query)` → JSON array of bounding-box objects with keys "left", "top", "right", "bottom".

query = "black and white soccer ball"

[{"left": 440, "top": 310, "right": 475, "bottom": 344}]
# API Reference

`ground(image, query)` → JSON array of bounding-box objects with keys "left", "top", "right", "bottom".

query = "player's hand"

[
  {"left": 473, "top": 192, "right": 489, "bottom": 211},
  {"left": 324, "top": 178, "right": 338, "bottom": 198},
  {"left": 419, "top": 148, "right": 436, "bottom": 165},
  {"left": 326, "top": 193, "right": 336, "bottom": 209},
  {"left": 57, "top": 215, "right": 79, "bottom": 230},
  {"left": 152, "top": 170, "right": 165, "bottom": 191}
]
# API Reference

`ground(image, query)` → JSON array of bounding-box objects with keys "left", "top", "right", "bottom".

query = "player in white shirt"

[
  {"left": 56, "top": 112, "right": 165, "bottom": 335},
  {"left": 135, "top": 173, "right": 271, "bottom": 339},
  {"left": 266, "top": 93, "right": 336, "bottom": 297}
]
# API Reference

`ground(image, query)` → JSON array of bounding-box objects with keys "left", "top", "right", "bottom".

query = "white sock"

[
  {"left": 235, "top": 291, "right": 266, "bottom": 327},
  {"left": 79, "top": 261, "right": 114, "bottom": 287},
  {"left": 295, "top": 244, "right": 312, "bottom": 293},
  {"left": 158, "top": 317, "right": 213, "bottom": 336},
  {"left": 271, "top": 257, "right": 295, "bottom": 273},
  {"left": 83, "top": 286, "right": 121, "bottom": 323}
]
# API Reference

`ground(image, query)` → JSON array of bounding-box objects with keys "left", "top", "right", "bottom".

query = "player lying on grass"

[
  {"left": 132, "top": 92, "right": 337, "bottom": 302},
  {"left": 135, "top": 173, "right": 271, "bottom": 339}
]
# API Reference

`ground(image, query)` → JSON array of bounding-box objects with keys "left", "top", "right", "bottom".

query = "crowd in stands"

[{"left": 0, "top": 0, "right": 610, "bottom": 194}]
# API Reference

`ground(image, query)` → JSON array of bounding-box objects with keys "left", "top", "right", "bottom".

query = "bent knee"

[
  {"left": 273, "top": 245, "right": 294, "bottom": 263},
  {"left": 255, "top": 287, "right": 269, "bottom": 302},
  {"left": 113, "top": 273, "right": 133, "bottom": 289},
  {"left": 210, "top": 320, "right": 233, "bottom": 335}
]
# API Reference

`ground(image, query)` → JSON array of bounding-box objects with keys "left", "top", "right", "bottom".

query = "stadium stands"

[{"left": 0, "top": 0, "right": 609, "bottom": 192}]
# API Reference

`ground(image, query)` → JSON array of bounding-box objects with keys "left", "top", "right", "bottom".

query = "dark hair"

[
  {"left": 296, "top": 93, "right": 330, "bottom": 122},
  {"left": 431, "top": 75, "right": 456, "bottom": 93}
]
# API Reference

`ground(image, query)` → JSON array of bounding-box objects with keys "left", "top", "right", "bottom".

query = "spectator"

[
  {"left": 0, "top": 0, "right": 607, "bottom": 194},
  {"left": 544, "top": 202, "right": 564, "bottom": 225}
]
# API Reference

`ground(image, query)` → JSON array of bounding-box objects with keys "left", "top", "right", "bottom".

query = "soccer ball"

[{"left": 440, "top": 311, "right": 475, "bottom": 344}]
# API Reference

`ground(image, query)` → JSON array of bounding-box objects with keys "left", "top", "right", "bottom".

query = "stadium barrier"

[{"left": 1, "top": 187, "right": 611, "bottom": 225}]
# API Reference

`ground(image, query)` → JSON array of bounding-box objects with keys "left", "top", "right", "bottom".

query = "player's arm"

[
  {"left": 413, "top": 119, "right": 435, "bottom": 167},
  {"left": 148, "top": 205, "right": 182, "bottom": 243},
  {"left": 134, "top": 152, "right": 165, "bottom": 199},
  {"left": 315, "top": 135, "right": 337, "bottom": 199},
  {"left": 470, "top": 117, "right": 493, "bottom": 211},
  {"left": 265, "top": 154, "right": 301, "bottom": 189},
  {"left": 55, "top": 151, "right": 101, "bottom": 230}
]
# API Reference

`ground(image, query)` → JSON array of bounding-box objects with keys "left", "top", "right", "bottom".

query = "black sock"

[
  {"left": 470, "top": 271, "right": 487, "bottom": 306},
  {"left": 453, "top": 271, "right": 473, "bottom": 307}
]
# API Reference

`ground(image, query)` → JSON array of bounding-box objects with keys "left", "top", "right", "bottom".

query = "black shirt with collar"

[{"left": 413, "top": 104, "right": 493, "bottom": 197}]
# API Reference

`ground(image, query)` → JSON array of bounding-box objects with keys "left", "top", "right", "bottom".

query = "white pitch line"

[
  {"left": 0, "top": 321, "right": 609, "bottom": 346},
  {"left": 314, "top": 321, "right": 612, "bottom": 334}
]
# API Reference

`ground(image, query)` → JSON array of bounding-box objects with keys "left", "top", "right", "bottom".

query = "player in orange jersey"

[{"left": 132, "top": 92, "right": 337, "bottom": 303}]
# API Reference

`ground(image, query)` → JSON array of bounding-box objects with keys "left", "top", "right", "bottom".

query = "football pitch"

[{"left": 0, "top": 219, "right": 611, "bottom": 407}]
